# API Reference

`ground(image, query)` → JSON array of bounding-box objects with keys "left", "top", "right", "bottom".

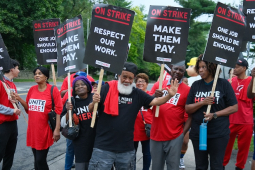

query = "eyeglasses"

[{"left": 137, "top": 80, "right": 146, "bottom": 84}]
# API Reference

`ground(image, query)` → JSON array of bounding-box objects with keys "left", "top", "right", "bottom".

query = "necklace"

[{"left": 237, "top": 76, "right": 248, "bottom": 86}]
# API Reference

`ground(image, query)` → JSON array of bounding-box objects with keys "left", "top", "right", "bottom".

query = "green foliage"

[
  {"left": 128, "top": 6, "right": 160, "bottom": 80},
  {"left": 175, "top": 0, "right": 216, "bottom": 66},
  {"left": 98, "top": 0, "right": 132, "bottom": 9},
  {"left": 0, "top": 0, "right": 63, "bottom": 69}
]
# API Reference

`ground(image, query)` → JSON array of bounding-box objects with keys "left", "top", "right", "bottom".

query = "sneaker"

[{"left": 179, "top": 158, "right": 185, "bottom": 169}]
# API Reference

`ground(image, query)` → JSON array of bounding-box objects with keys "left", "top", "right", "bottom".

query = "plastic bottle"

[{"left": 199, "top": 118, "right": 208, "bottom": 150}]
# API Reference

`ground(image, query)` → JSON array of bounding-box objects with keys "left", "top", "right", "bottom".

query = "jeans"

[
  {"left": 88, "top": 148, "right": 135, "bottom": 170},
  {"left": 134, "top": 140, "right": 151, "bottom": 170},
  {"left": 65, "top": 139, "right": 74, "bottom": 170}
]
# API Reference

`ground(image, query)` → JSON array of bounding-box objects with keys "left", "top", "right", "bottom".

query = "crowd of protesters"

[{"left": 1, "top": 57, "right": 255, "bottom": 170}]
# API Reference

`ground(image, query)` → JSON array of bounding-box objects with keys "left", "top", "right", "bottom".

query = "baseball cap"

[
  {"left": 74, "top": 71, "right": 87, "bottom": 77},
  {"left": 92, "top": 80, "right": 105, "bottom": 86},
  {"left": 236, "top": 58, "right": 248, "bottom": 68}
]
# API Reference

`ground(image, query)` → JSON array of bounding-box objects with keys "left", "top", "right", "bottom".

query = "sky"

[{"left": 131, "top": 0, "right": 242, "bottom": 22}]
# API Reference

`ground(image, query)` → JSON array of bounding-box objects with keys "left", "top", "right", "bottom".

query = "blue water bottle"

[{"left": 199, "top": 118, "right": 208, "bottom": 150}]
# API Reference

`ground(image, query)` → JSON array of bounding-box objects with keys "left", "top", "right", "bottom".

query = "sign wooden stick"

[
  {"left": 206, "top": 64, "right": 221, "bottom": 114},
  {"left": 91, "top": 68, "right": 104, "bottom": 128},
  {"left": 2, "top": 81, "right": 28, "bottom": 124},
  {"left": 67, "top": 72, "right": 72, "bottom": 127},
  {"left": 51, "top": 63, "right": 57, "bottom": 86},
  {"left": 155, "top": 64, "right": 165, "bottom": 117},
  {"left": 252, "top": 76, "right": 255, "bottom": 93},
  {"left": 229, "top": 68, "right": 234, "bottom": 84}
]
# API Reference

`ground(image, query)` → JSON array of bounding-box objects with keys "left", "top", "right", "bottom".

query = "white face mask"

[{"left": 117, "top": 78, "right": 135, "bottom": 95}]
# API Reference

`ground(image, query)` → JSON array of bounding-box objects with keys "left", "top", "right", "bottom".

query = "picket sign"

[
  {"left": 91, "top": 68, "right": 104, "bottom": 128},
  {"left": 51, "top": 63, "right": 57, "bottom": 86},
  {"left": 2, "top": 81, "right": 28, "bottom": 124},
  {"left": 67, "top": 72, "right": 72, "bottom": 127},
  {"left": 229, "top": 69, "right": 234, "bottom": 84},
  {"left": 206, "top": 65, "right": 221, "bottom": 115},
  {"left": 155, "top": 64, "right": 165, "bottom": 117}
]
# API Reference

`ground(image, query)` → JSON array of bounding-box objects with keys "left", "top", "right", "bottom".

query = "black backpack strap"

[
  {"left": 140, "top": 109, "right": 146, "bottom": 124},
  {"left": 51, "top": 85, "right": 55, "bottom": 111}
]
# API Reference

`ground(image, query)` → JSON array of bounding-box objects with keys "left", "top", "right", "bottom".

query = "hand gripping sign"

[
  {"left": 143, "top": 6, "right": 191, "bottom": 117},
  {"left": 203, "top": 2, "right": 246, "bottom": 114},
  {"left": 84, "top": 4, "right": 135, "bottom": 127}
]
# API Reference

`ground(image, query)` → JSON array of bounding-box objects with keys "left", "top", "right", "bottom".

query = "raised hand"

[{"left": 166, "top": 78, "right": 179, "bottom": 97}]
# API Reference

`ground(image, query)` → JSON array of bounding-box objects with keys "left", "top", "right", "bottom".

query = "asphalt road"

[{"left": 0, "top": 82, "right": 154, "bottom": 170}]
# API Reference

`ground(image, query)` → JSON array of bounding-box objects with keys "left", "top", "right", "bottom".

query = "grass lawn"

[{"left": 233, "top": 136, "right": 254, "bottom": 152}]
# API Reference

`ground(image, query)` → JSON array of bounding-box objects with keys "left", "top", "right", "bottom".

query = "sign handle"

[
  {"left": 2, "top": 81, "right": 28, "bottom": 124},
  {"left": 252, "top": 77, "right": 255, "bottom": 93},
  {"left": 155, "top": 64, "right": 165, "bottom": 117},
  {"left": 206, "top": 64, "right": 221, "bottom": 114},
  {"left": 51, "top": 63, "right": 57, "bottom": 86},
  {"left": 229, "top": 69, "right": 234, "bottom": 84},
  {"left": 67, "top": 72, "right": 72, "bottom": 127},
  {"left": 91, "top": 68, "right": 104, "bottom": 128}
]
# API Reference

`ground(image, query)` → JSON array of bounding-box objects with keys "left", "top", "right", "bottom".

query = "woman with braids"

[
  {"left": 15, "top": 66, "right": 62, "bottom": 170},
  {"left": 185, "top": 54, "right": 238, "bottom": 170}
]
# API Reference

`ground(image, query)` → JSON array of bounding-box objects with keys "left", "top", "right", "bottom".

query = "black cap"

[
  {"left": 123, "top": 62, "right": 137, "bottom": 75},
  {"left": 236, "top": 58, "right": 248, "bottom": 68}
]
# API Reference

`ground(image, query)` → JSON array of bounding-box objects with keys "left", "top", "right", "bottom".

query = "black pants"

[
  {"left": 191, "top": 135, "right": 229, "bottom": 170},
  {"left": 0, "top": 121, "right": 18, "bottom": 170},
  {"left": 32, "top": 148, "right": 49, "bottom": 170}
]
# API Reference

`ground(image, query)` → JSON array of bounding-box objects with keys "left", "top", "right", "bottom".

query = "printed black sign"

[
  {"left": 33, "top": 19, "right": 60, "bottom": 65},
  {"left": 243, "top": 0, "right": 255, "bottom": 15},
  {"left": 0, "top": 70, "right": 3, "bottom": 82},
  {"left": 243, "top": 0, "right": 255, "bottom": 41},
  {"left": 143, "top": 6, "right": 191, "bottom": 64},
  {"left": 0, "top": 34, "right": 11, "bottom": 72},
  {"left": 203, "top": 2, "right": 246, "bottom": 68},
  {"left": 84, "top": 4, "right": 135, "bottom": 75},
  {"left": 55, "top": 15, "right": 87, "bottom": 77}
]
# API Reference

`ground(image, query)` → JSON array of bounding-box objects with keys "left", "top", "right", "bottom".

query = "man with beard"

[
  {"left": 149, "top": 64, "right": 191, "bottom": 170},
  {"left": 88, "top": 62, "right": 179, "bottom": 170}
]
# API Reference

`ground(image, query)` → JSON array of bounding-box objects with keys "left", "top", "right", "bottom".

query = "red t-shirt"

[
  {"left": 229, "top": 76, "right": 254, "bottom": 124},
  {"left": 26, "top": 84, "right": 63, "bottom": 150},
  {"left": 60, "top": 73, "right": 95, "bottom": 93},
  {"left": 0, "top": 80, "right": 18, "bottom": 124},
  {"left": 149, "top": 80, "right": 190, "bottom": 141},
  {"left": 133, "top": 91, "right": 153, "bottom": 141}
]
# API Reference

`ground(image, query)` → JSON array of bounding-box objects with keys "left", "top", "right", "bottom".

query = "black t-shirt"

[
  {"left": 61, "top": 93, "right": 96, "bottom": 163},
  {"left": 94, "top": 83, "right": 154, "bottom": 152},
  {"left": 186, "top": 78, "right": 237, "bottom": 139}
]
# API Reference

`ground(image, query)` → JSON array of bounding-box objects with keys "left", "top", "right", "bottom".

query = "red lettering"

[
  {"left": 218, "top": 6, "right": 226, "bottom": 15},
  {"left": 151, "top": 9, "right": 161, "bottom": 16},
  {"left": 38, "top": 106, "right": 41, "bottom": 111},
  {"left": 95, "top": 7, "right": 101, "bottom": 14},
  {"left": 127, "top": 14, "right": 131, "bottom": 21},
  {"left": 194, "top": 97, "right": 200, "bottom": 103},
  {"left": 163, "top": 10, "right": 167, "bottom": 17},
  {"left": 173, "top": 11, "right": 177, "bottom": 17},
  {"left": 68, "top": 22, "right": 73, "bottom": 29},
  {"left": 184, "top": 12, "right": 187, "bottom": 19},
  {"left": 82, "top": 113, "right": 87, "bottom": 120},
  {"left": 116, "top": 11, "right": 120, "bottom": 19},
  {"left": 34, "top": 23, "right": 41, "bottom": 29},
  {"left": 111, "top": 10, "right": 116, "bottom": 17},
  {"left": 79, "top": 115, "right": 82, "bottom": 121},
  {"left": 87, "top": 113, "right": 92, "bottom": 119}
]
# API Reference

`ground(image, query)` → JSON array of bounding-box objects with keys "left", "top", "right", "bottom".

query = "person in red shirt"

[
  {"left": 60, "top": 70, "right": 94, "bottom": 97},
  {"left": 223, "top": 58, "right": 253, "bottom": 170},
  {"left": 16, "top": 66, "right": 62, "bottom": 170},
  {"left": 133, "top": 73, "right": 153, "bottom": 170},
  {"left": 149, "top": 65, "right": 191, "bottom": 170},
  {"left": 0, "top": 59, "right": 21, "bottom": 170},
  {"left": 247, "top": 67, "right": 255, "bottom": 170}
]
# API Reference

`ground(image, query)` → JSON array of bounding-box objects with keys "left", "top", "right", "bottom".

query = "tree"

[
  {"left": 98, "top": 0, "right": 132, "bottom": 9},
  {"left": 0, "top": 0, "right": 63, "bottom": 69},
  {"left": 174, "top": 0, "right": 216, "bottom": 66}
]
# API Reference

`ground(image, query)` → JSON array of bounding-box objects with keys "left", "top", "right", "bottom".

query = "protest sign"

[
  {"left": 203, "top": 2, "right": 246, "bottom": 68},
  {"left": 243, "top": 0, "right": 255, "bottom": 41},
  {"left": 33, "top": 19, "right": 60, "bottom": 65},
  {"left": 84, "top": 4, "right": 135, "bottom": 75},
  {"left": 0, "top": 34, "right": 11, "bottom": 72},
  {"left": 55, "top": 15, "right": 87, "bottom": 77},
  {"left": 143, "top": 6, "right": 191, "bottom": 64}
]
